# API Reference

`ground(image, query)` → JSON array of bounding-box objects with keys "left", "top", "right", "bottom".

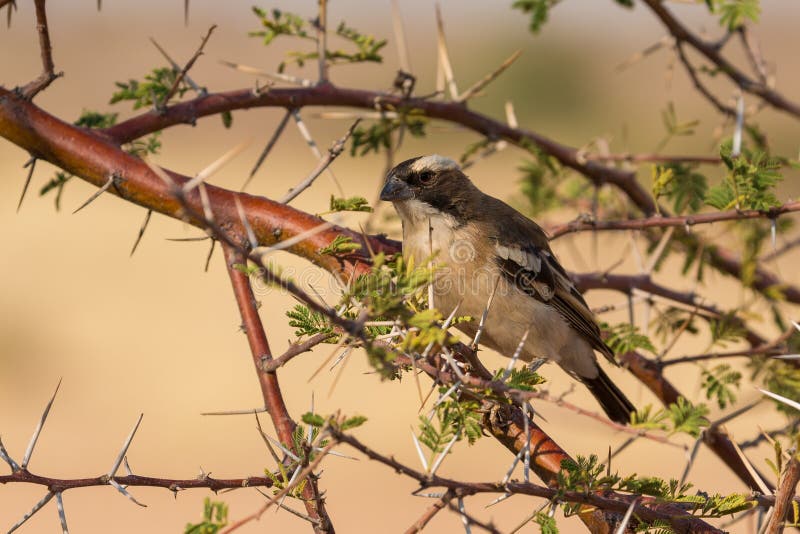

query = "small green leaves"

[
  {"left": 657, "top": 102, "right": 699, "bottom": 151},
  {"left": 709, "top": 313, "right": 746, "bottom": 348},
  {"left": 701, "top": 364, "right": 742, "bottom": 409},
  {"left": 221, "top": 110, "right": 233, "bottom": 129},
  {"left": 74, "top": 110, "right": 118, "bottom": 129},
  {"left": 318, "top": 235, "right": 362, "bottom": 256},
  {"left": 340, "top": 415, "right": 368, "bottom": 430},
  {"left": 705, "top": 141, "right": 782, "bottom": 211},
  {"left": 707, "top": 0, "right": 761, "bottom": 30},
  {"left": 651, "top": 163, "right": 708, "bottom": 214},
  {"left": 250, "top": 8, "right": 385, "bottom": 71},
  {"left": 350, "top": 109, "right": 427, "bottom": 157},
  {"left": 667, "top": 397, "right": 709, "bottom": 437},
  {"left": 250, "top": 7, "right": 311, "bottom": 45},
  {"left": 630, "top": 404, "right": 669, "bottom": 431},
  {"left": 301, "top": 412, "right": 326, "bottom": 427},
  {"left": 604, "top": 323, "right": 656, "bottom": 355},
  {"left": 329, "top": 195, "right": 373, "bottom": 213},
  {"left": 184, "top": 498, "right": 228, "bottom": 534},
  {"left": 493, "top": 367, "right": 546, "bottom": 391},
  {"left": 111, "top": 67, "right": 189, "bottom": 109},
  {"left": 512, "top": 0, "right": 559, "bottom": 34},
  {"left": 534, "top": 511, "right": 559, "bottom": 534},
  {"left": 286, "top": 304, "right": 338, "bottom": 340},
  {"left": 39, "top": 171, "right": 71, "bottom": 210},
  {"left": 418, "top": 396, "right": 483, "bottom": 456}
]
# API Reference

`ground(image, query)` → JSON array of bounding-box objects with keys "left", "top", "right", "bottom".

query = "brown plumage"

[{"left": 381, "top": 154, "right": 635, "bottom": 424}]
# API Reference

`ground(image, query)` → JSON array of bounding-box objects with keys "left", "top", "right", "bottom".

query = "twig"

[
  {"left": 405, "top": 489, "right": 454, "bottom": 534},
  {"left": 160, "top": 25, "right": 216, "bottom": 107},
  {"left": 764, "top": 454, "right": 800, "bottom": 533},
  {"left": 21, "top": 0, "right": 62, "bottom": 99},
  {"left": 263, "top": 333, "right": 335, "bottom": 372},
  {"left": 279, "top": 119, "right": 360, "bottom": 204},
  {"left": 434, "top": 4, "right": 458, "bottom": 100},
  {"left": 315, "top": 0, "right": 328, "bottom": 84},
  {"left": 549, "top": 201, "right": 800, "bottom": 239}
]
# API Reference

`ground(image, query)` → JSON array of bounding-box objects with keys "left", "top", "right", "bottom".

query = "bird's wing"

[{"left": 494, "top": 239, "right": 616, "bottom": 364}]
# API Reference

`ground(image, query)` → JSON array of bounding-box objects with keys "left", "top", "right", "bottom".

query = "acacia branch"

[
  {"left": 642, "top": 0, "right": 800, "bottom": 119},
  {"left": 0, "top": 470, "right": 274, "bottom": 492},
  {"left": 764, "top": 455, "right": 800, "bottom": 534},
  {"left": 222, "top": 244, "right": 333, "bottom": 533},
  {"left": 330, "top": 427, "right": 724, "bottom": 533},
  {"left": 20, "top": 0, "right": 62, "bottom": 99},
  {"left": 550, "top": 202, "right": 800, "bottom": 239}
]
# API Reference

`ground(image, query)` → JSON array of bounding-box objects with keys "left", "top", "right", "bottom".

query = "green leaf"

[
  {"left": 301, "top": 412, "right": 326, "bottom": 427},
  {"left": 74, "top": 110, "right": 118, "bottom": 129},
  {"left": 701, "top": 364, "right": 741, "bottom": 409},
  {"left": 221, "top": 110, "right": 233, "bottom": 129},
  {"left": 286, "top": 304, "right": 338, "bottom": 340},
  {"left": 318, "top": 235, "right": 362, "bottom": 256},
  {"left": 534, "top": 511, "right": 559, "bottom": 534},
  {"left": 111, "top": 67, "right": 189, "bottom": 110},
  {"left": 329, "top": 195, "right": 373, "bottom": 213},
  {"left": 667, "top": 397, "right": 709, "bottom": 438},
  {"left": 652, "top": 163, "right": 708, "bottom": 214},
  {"left": 184, "top": 498, "right": 228, "bottom": 534},
  {"left": 39, "top": 171, "right": 72, "bottom": 210},
  {"left": 340, "top": 415, "right": 368, "bottom": 430},
  {"left": 512, "top": 0, "right": 559, "bottom": 34},
  {"left": 603, "top": 323, "right": 656, "bottom": 355},
  {"left": 714, "top": 0, "right": 760, "bottom": 30}
]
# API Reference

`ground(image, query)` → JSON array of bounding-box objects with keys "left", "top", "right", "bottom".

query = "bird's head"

[{"left": 380, "top": 155, "right": 478, "bottom": 221}]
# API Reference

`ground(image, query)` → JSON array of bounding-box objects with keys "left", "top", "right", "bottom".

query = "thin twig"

[
  {"left": 21, "top": 0, "right": 62, "bottom": 99},
  {"left": 160, "top": 25, "right": 216, "bottom": 107}
]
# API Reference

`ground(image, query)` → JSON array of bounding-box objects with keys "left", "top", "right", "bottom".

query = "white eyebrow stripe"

[{"left": 409, "top": 154, "right": 459, "bottom": 173}]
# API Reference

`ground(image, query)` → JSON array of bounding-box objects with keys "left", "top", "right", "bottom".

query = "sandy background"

[{"left": 1, "top": 1, "right": 799, "bottom": 532}]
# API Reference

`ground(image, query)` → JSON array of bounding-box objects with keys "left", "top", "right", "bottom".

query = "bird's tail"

[{"left": 581, "top": 367, "right": 635, "bottom": 425}]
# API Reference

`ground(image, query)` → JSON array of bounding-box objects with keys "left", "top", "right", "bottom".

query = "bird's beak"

[{"left": 379, "top": 174, "right": 412, "bottom": 201}]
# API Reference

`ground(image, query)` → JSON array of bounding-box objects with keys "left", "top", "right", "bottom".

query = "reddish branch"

[
  {"left": 20, "top": 0, "right": 61, "bottom": 99},
  {"left": 223, "top": 244, "right": 333, "bottom": 533},
  {"left": 620, "top": 351, "right": 773, "bottom": 492},
  {"left": 550, "top": 202, "right": 800, "bottom": 239},
  {"left": 764, "top": 455, "right": 800, "bottom": 533},
  {"left": 331, "top": 427, "right": 724, "bottom": 533},
  {"left": 642, "top": 0, "right": 800, "bottom": 119},
  {"left": 0, "top": 470, "right": 274, "bottom": 492}
]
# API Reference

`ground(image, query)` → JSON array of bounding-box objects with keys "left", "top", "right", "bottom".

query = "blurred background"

[{"left": 1, "top": 1, "right": 799, "bottom": 532}]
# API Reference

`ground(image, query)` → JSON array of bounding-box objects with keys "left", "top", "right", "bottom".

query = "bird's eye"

[{"left": 418, "top": 171, "right": 434, "bottom": 184}]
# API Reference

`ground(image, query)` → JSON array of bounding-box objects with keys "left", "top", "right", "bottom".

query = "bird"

[{"left": 380, "top": 154, "right": 635, "bottom": 424}]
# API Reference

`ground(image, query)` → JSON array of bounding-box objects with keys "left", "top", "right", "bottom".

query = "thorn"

[
  {"left": 108, "top": 413, "right": 144, "bottom": 478},
  {"left": 254, "top": 412, "right": 282, "bottom": 466},
  {"left": 17, "top": 157, "right": 36, "bottom": 212},
  {"left": 457, "top": 49, "right": 522, "bottom": 102},
  {"left": 729, "top": 428, "right": 773, "bottom": 495},
  {"left": 234, "top": 196, "right": 258, "bottom": 249},
  {"left": 22, "top": 378, "right": 62, "bottom": 470},
  {"left": 55, "top": 492, "right": 69, "bottom": 534},
  {"left": 255, "top": 219, "right": 337, "bottom": 261},
  {"left": 244, "top": 109, "right": 292, "bottom": 190},
  {"left": 315, "top": 0, "right": 328, "bottom": 84},
  {"left": 0, "top": 436, "right": 20, "bottom": 471},
  {"left": 184, "top": 140, "right": 250, "bottom": 193},
  {"left": 759, "top": 388, "right": 800, "bottom": 414},
  {"left": 184, "top": 0, "right": 189, "bottom": 26},
  {"left": 72, "top": 174, "right": 114, "bottom": 214},
  {"left": 457, "top": 497, "right": 472, "bottom": 534},
  {"left": 410, "top": 430, "right": 429, "bottom": 473},
  {"left": 429, "top": 431, "right": 459, "bottom": 476},
  {"left": 327, "top": 346, "right": 352, "bottom": 398},
  {"left": 262, "top": 432, "right": 300, "bottom": 462},
  {"left": 434, "top": 4, "right": 459, "bottom": 100},
  {"left": 501, "top": 327, "right": 530, "bottom": 382},
  {"left": 732, "top": 92, "right": 744, "bottom": 157},
  {"left": 771, "top": 219, "right": 777, "bottom": 251},
  {"left": 219, "top": 60, "right": 313, "bottom": 87},
  {"left": 204, "top": 239, "right": 216, "bottom": 273},
  {"left": 485, "top": 493, "right": 511, "bottom": 508},
  {"left": 123, "top": 456, "right": 134, "bottom": 476},
  {"left": 130, "top": 210, "right": 152, "bottom": 257},
  {"left": 290, "top": 110, "right": 344, "bottom": 197},
  {"left": 390, "top": 0, "right": 411, "bottom": 73},
  {"left": 613, "top": 498, "right": 639, "bottom": 534},
  {"left": 109, "top": 479, "right": 147, "bottom": 507},
  {"left": 202, "top": 406, "right": 268, "bottom": 416},
  {"left": 7, "top": 492, "right": 54, "bottom": 533},
  {"left": 166, "top": 236, "right": 209, "bottom": 242},
  {"left": 471, "top": 278, "right": 500, "bottom": 349}
]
